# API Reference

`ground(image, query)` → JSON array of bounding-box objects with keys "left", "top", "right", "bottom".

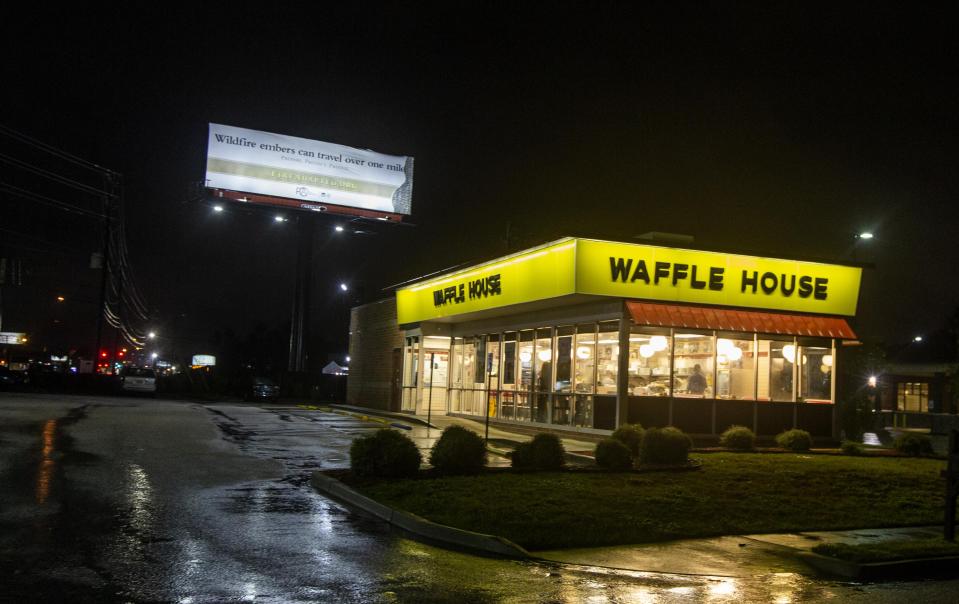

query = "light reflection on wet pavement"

[{"left": 1, "top": 393, "right": 958, "bottom": 603}]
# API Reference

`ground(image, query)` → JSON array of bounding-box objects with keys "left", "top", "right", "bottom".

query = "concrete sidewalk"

[{"left": 534, "top": 526, "right": 945, "bottom": 578}]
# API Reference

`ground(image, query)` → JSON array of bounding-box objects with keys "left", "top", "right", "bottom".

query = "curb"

[
  {"left": 311, "top": 471, "right": 530, "bottom": 559},
  {"left": 795, "top": 550, "right": 959, "bottom": 580}
]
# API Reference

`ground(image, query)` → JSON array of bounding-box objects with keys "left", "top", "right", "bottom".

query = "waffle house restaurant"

[{"left": 389, "top": 237, "right": 862, "bottom": 439}]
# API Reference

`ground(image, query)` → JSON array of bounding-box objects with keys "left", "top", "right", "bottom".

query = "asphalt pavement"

[{"left": 2, "top": 392, "right": 958, "bottom": 603}]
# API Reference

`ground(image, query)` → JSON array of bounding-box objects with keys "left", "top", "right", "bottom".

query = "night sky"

[{"left": 3, "top": 4, "right": 958, "bottom": 366}]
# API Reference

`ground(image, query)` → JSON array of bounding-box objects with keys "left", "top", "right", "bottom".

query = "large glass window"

[
  {"left": 500, "top": 333, "right": 517, "bottom": 420},
  {"left": 552, "top": 326, "right": 574, "bottom": 423},
  {"left": 574, "top": 325, "right": 596, "bottom": 394},
  {"left": 450, "top": 338, "right": 464, "bottom": 412},
  {"left": 898, "top": 382, "right": 928, "bottom": 413},
  {"left": 502, "top": 333, "right": 517, "bottom": 391},
  {"left": 572, "top": 324, "right": 596, "bottom": 428},
  {"left": 800, "top": 345, "right": 832, "bottom": 402},
  {"left": 423, "top": 337, "right": 450, "bottom": 387},
  {"left": 534, "top": 328, "right": 552, "bottom": 422},
  {"left": 461, "top": 338, "right": 477, "bottom": 415},
  {"left": 596, "top": 322, "right": 619, "bottom": 395},
  {"left": 673, "top": 332, "right": 714, "bottom": 397},
  {"left": 403, "top": 336, "right": 419, "bottom": 387},
  {"left": 486, "top": 335, "right": 500, "bottom": 417},
  {"left": 554, "top": 326, "right": 574, "bottom": 393},
  {"left": 516, "top": 331, "right": 534, "bottom": 421},
  {"left": 758, "top": 339, "right": 794, "bottom": 402},
  {"left": 402, "top": 336, "right": 419, "bottom": 411},
  {"left": 628, "top": 328, "right": 671, "bottom": 396},
  {"left": 473, "top": 337, "right": 486, "bottom": 384},
  {"left": 717, "top": 336, "right": 755, "bottom": 400}
]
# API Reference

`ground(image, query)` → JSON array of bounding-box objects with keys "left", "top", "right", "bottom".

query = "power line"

[
  {"left": 0, "top": 181, "right": 109, "bottom": 219},
  {"left": 0, "top": 151, "right": 115, "bottom": 199},
  {"left": 1, "top": 125, "right": 152, "bottom": 351},
  {"left": 0, "top": 123, "right": 117, "bottom": 176}
]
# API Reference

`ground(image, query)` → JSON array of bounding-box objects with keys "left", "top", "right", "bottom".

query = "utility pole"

[
  {"left": 93, "top": 174, "right": 115, "bottom": 370},
  {"left": 288, "top": 214, "right": 315, "bottom": 372}
]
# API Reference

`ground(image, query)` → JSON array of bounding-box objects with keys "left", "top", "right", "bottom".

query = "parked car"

[
  {"left": 246, "top": 376, "right": 280, "bottom": 402},
  {"left": 118, "top": 366, "right": 157, "bottom": 395},
  {"left": 0, "top": 366, "right": 27, "bottom": 388}
]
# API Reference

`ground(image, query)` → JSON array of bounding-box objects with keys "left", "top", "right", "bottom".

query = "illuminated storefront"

[{"left": 365, "top": 237, "right": 862, "bottom": 438}]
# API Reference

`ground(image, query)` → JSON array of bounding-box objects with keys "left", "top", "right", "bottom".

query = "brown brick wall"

[{"left": 346, "top": 297, "right": 405, "bottom": 410}]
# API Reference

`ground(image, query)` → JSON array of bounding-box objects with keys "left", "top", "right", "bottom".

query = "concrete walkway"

[{"left": 535, "top": 526, "right": 944, "bottom": 577}]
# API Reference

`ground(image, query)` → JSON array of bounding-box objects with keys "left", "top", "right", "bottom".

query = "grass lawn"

[
  {"left": 813, "top": 538, "right": 959, "bottom": 563},
  {"left": 354, "top": 453, "right": 946, "bottom": 550}
]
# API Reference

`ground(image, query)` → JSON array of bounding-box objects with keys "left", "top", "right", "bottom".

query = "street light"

[
  {"left": 213, "top": 204, "right": 224, "bottom": 213},
  {"left": 339, "top": 282, "right": 348, "bottom": 292},
  {"left": 914, "top": 335, "right": 923, "bottom": 342},
  {"left": 334, "top": 225, "right": 344, "bottom": 232},
  {"left": 151, "top": 352, "right": 158, "bottom": 359},
  {"left": 148, "top": 331, "right": 157, "bottom": 339},
  {"left": 274, "top": 215, "right": 287, "bottom": 223},
  {"left": 857, "top": 232, "right": 874, "bottom": 240},
  {"left": 56, "top": 295, "right": 65, "bottom": 302}
]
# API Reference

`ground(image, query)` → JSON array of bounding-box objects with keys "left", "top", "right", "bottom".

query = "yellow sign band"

[{"left": 396, "top": 238, "right": 862, "bottom": 324}]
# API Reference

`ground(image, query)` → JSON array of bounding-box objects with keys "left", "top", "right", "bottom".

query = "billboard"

[
  {"left": 0, "top": 332, "right": 27, "bottom": 345},
  {"left": 191, "top": 355, "right": 216, "bottom": 367},
  {"left": 205, "top": 123, "right": 414, "bottom": 217}
]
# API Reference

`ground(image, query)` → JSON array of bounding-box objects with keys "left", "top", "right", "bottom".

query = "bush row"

[
  {"left": 350, "top": 420, "right": 933, "bottom": 480},
  {"left": 594, "top": 423, "right": 693, "bottom": 468},
  {"left": 719, "top": 426, "right": 814, "bottom": 453},
  {"left": 349, "top": 426, "right": 571, "bottom": 478}
]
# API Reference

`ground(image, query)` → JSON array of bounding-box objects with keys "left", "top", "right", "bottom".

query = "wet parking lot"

[{"left": 1, "top": 392, "right": 958, "bottom": 603}]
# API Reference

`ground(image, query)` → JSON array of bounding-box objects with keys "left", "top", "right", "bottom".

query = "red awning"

[{"left": 626, "top": 301, "right": 857, "bottom": 339}]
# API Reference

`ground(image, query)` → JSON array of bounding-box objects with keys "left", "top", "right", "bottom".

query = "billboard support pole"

[{"left": 287, "top": 214, "right": 314, "bottom": 373}]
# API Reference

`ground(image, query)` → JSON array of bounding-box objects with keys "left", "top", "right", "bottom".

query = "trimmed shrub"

[
  {"left": 720, "top": 425, "right": 756, "bottom": 451},
  {"left": 894, "top": 432, "right": 934, "bottom": 457},
  {"left": 509, "top": 441, "right": 533, "bottom": 469},
  {"left": 350, "top": 428, "right": 422, "bottom": 478},
  {"left": 595, "top": 438, "right": 633, "bottom": 471},
  {"left": 776, "top": 429, "right": 812, "bottom": 452},
  {"left": 511, "top": 433, "right": 566, "bottom": 471},
  {"left": 639, "top": 427, "right": 692, "bottom": 465},
  {"left": 841, "top": 440, "right": 866, "bottom": 456},
  {"left": 429, "top": 425, "right": 487, "bottom": 475},
  {"left": 611, "top": 423, "right": 645, "bottom": 458}
]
